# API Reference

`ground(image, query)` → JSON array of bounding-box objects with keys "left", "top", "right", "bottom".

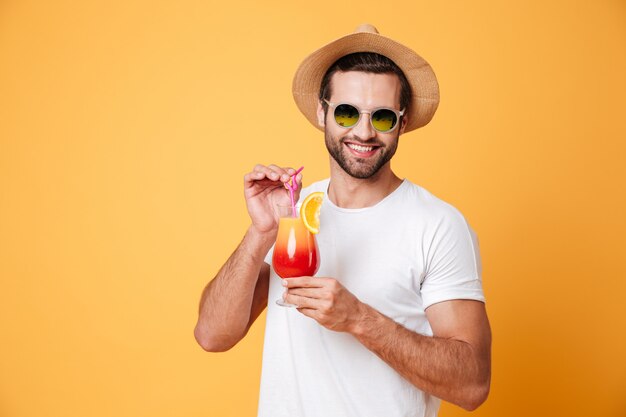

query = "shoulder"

[
  {"left": 400, "top": 180, "right": 468, "bottom": 223},
  {"left": 396, "top": 180, "right": 478, "bottom": 247}
]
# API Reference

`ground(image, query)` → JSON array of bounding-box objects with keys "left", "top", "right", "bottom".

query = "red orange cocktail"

[{"left": 272, "top": 205, "right": 320, "bottom": 307}]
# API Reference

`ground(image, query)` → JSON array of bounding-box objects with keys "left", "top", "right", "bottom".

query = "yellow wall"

[{"left": 1, "top": 1, "right": 625, "bottom": 416}]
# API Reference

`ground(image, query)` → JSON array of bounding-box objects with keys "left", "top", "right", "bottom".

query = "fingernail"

[{"left": 282, "top": 280, "right": 288, "bottom": 286}]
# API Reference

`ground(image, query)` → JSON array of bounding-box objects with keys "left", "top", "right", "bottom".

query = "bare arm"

[
  {"left": 194, "top": 227, "right": 273, "bottom": 352},
  {"left": 194, "top": 164, "right": 302, "bottom": 352},
  {"left": 283, "top": 278, "right": 491, "bottom": 410},
  {"left": 352, "top": 299, "right": 491, "bottom": 410}
]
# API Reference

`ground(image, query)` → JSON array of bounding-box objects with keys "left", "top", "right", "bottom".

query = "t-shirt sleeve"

[{"left": 420, "top": 207, "right": 485, "bottom": 309}]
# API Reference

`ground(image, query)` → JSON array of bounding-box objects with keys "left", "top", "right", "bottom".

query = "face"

[{"left": 317, "top": 71, "right": 407, "bottom": 179}]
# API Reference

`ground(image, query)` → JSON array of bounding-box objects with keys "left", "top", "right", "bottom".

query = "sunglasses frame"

[{"left": 323, "top": 99, "right": 405, "bottom": 133}]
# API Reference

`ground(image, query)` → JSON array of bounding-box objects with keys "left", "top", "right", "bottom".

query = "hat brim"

[{"left": 292, "top": 31, "right": 440, "bottom": 133}]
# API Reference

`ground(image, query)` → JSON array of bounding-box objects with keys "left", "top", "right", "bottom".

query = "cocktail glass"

[{"left": 272, "top": 204, "right": 320, "bottom": 307}]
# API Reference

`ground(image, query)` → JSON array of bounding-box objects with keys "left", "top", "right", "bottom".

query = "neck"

[{"left": 327, "top": 159, "right": 403, "bottom": 209}]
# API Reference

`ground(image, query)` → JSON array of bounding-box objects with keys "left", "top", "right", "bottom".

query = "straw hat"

[{"left": 292, "top": 24, "right": 440, "bottom": 133}]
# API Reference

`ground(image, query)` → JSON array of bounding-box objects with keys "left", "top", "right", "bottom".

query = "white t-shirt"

[{"left": 258, "top": 179, "right": 485, "bottom": 417}]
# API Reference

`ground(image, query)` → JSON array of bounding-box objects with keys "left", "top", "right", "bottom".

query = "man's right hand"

[{"left": 244, "top": 164, "right": 302, "bottom": 235}]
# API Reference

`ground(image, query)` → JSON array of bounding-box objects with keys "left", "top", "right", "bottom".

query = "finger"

[
  {"left": 286, "top": 287, "right": 325, "bottom": 299},
  {"left": 282, "top": 277, "right": 326, "bottom": 289},
  {"left": 252, "top": 164, "right": 269, "bottom": 174},
  {"left": 247, "top": 165, "right": 268, "bottom": 180},
  {"left": 249, "top": 165, "right": 276, "bottom": 182},
  {"left": 266, "top": 166, "right": 299, "bottom": 188},
  {"left": 244, "top": 171, "right": 265, "bottom": 185},
  {"left": 286, "top": 167, "right": 301, "bottom": 190},
  {"left": 283, "top": 292, "right": 322, "bottom": 309},
  {"left": 244, "top": 171, "right": 282, "bottom": 189},
  {"left": 252, "top": 164, "right": 283, "bottom": 182},
  {"left": 267, "top": 164, "right": 291, "bottom": 183}
]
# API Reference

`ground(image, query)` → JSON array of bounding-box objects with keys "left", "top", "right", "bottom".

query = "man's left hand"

[{"left": 282, "top": 277, "right": 364, "bottom": 333}]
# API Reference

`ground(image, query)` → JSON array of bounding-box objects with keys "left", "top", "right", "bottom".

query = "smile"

[
  {"left": 345, "top": 142, "right": 380, "bottom": 157},
  {"left": 347, "top": 143, "right": 374, "bottom": 152}
]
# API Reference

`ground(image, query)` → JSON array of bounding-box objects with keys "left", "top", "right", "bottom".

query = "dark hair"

[{"left": 319, "top": 52, "right": 412, "bottom": 114}]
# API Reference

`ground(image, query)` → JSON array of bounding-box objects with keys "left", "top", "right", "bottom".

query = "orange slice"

[{"left": 300, "top": 192, "right": 323, "bottom": 234}]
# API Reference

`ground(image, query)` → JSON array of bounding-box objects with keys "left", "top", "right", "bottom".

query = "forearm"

[
  {"left": 194, "top": 226, "right": 274, "bottom": 351},
  {"left": 351, "top": 305, "right": 490, "bottom": 410}
]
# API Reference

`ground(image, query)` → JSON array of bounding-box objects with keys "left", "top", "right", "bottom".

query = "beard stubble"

[{"left": 324, "top": 130, "right": 400, "bottom": 179}]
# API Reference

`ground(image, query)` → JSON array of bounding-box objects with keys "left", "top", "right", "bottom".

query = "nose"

[{"left": 351, "top": 111, "right": 376, "bottom": 141}]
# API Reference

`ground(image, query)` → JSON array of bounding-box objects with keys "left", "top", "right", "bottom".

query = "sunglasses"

[{"left": 324, "top": 99, "right": 405, "bottom": 133}]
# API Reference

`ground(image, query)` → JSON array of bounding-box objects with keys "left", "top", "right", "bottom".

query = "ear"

[
  {"left": 399, "top": 116, "right": 408, "bottom": 135},
  {"left": 316, "top": 101, "right": 326, "bottom": 127}
]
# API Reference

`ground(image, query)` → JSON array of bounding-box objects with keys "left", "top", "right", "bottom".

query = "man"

[{"left": 194, "top": 24, "right": 491, "bottom": 416}]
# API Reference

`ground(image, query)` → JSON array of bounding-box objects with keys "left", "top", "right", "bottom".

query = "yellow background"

[{"left": 1, "top": 0, "right": 625, "bottom": 416}]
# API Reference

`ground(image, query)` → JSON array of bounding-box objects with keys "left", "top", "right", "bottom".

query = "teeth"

[{"left": 347, "top": 143, "right": 374, "bottom": 153}]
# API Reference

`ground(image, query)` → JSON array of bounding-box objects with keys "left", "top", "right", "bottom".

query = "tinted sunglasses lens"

[
  {"left": 334, "top": 104, "right": 360, "bottom": 127},
  {"left": 371, "top": 109, "right": 398, "bottom": 132}
]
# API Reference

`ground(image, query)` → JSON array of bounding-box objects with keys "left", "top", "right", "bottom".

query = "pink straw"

[{"left": 285, "top": 166, "right": 304, "bottom": 217}]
